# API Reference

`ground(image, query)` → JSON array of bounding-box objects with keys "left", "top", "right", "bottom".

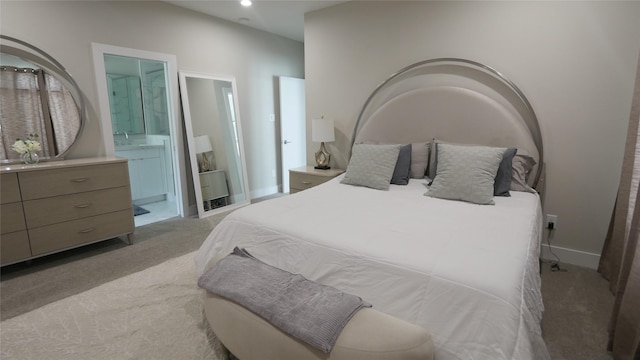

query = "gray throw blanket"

[{"left": 197, "top": 247, "right": 371, "bottom": 353}]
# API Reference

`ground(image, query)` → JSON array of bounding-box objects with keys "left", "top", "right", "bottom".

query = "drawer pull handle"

[
  {"left": 75, "top": 203, "right": 91, "bottom": 208},
  {"left": 302, "top": 181, "right": 312, "bottom": 185},
  {"left": 79, "top": 227, "right": 96, "bottom": 234},
  {"left": 71, "top": 178, "right": 89, "bottom": 183}
]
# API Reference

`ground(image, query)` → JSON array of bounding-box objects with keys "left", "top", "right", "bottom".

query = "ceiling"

[{"left": 163, "top": 0, "right": 346, "bottom": 42}]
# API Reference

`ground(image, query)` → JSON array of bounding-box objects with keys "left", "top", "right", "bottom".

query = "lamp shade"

[
  {"left": 312, "top": 117, "right": 335, "bottom": 142},
  {"left": 194, "top": 135, "right": 213, "bottom": 154}
]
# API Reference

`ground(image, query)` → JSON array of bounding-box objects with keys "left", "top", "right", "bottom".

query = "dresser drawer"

[
  {"left": 0, "top": 230, "right": 31, "bottom": 265},
  {"left": 23, "top": 186, "right": 132, "bottom": 229},
  {"left": 1, "top": 173, "right": 21, "bottom": 204},
  {"left": 19, "top": 162, "right": 130, "bottom": 200},
  {"left": 289, "top": 172, "right": 329, "bottom": 191},
  {"left": 28, "top": 209, "right": 134, "bottom": 256},
  {"left": 1, "top": 203, "right": 26, "bottom": 234}
]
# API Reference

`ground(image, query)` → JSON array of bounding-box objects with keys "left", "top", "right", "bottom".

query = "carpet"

[
  {"left": 133, "top": 205, "right": 150, "bottom": 216},
  {"left": 0, "top": 252, "right": 227, "bottom": 360}
]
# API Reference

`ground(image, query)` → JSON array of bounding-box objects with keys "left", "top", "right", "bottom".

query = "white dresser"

[{"left": 0, "top": 157, "right": 135, "bottom": 266}]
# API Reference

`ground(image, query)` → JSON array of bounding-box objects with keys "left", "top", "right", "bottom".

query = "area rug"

[
  {"left": 133, "top": 205, "right": 150, "bottom": 216},
  {"left": 0, "top": 252, "right": 226, "bottom": 360}
]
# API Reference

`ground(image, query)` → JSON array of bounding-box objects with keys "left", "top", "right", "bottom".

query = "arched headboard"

[{"left": 351, "top": 58, "right": 543, "bottom": 187}]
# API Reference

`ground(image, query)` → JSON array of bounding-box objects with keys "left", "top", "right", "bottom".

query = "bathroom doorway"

[{"left": 91, "top": 44, "right": 188, "bottom": 227}]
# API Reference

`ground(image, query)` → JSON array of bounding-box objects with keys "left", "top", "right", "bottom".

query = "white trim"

[{"left": 540, "top": 243, "right": 601, "bottom": 270}]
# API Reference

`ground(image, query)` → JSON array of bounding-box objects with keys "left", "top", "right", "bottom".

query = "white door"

[{"left": 279, "top": 77, "right": 306, "bottom": 193}]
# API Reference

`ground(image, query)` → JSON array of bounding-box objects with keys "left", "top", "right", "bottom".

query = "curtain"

[
  {"left": 598, "top": 52, "right": 640, "bottom": 359},
  {"left": 45, "top": 73, "right": 81, "bottom": 154},
  {"left": 0, "top": 68, "right": 51, "bottom": 160}
]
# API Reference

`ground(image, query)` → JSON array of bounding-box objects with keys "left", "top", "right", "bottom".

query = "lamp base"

[
  {"left": 202, "top": 153, "right": 211, "bottom": 172},
  {"left": 315, "top": 142, "right": 331, "bottom": 169},
  {"left": 314, "top": 165, "right": 331, "bottom": 170}
]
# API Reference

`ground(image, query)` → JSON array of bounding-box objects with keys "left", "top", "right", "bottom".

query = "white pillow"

[
  {"left": 341, "top": 144, "right": 401, "bottom": 190},
  {"left": 426, "top": 143, "right": 505, "bottom": 205}
]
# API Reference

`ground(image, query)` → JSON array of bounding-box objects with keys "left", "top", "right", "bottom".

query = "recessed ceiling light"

[{"left": 240, "top": 0, "right": 252, "bottom": 7}]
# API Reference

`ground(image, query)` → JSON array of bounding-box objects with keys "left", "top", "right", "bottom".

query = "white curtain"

[{"left": 598, "top": 52, "right": 640, "bottom": 359}]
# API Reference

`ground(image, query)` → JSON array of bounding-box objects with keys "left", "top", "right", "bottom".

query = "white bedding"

[{"left": 195, "top": 176, "right": 550, "bottom": 360}]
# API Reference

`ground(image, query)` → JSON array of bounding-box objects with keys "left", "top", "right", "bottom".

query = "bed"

[{"left": 195, "top": 58, "right": 550, "bottom": 360}]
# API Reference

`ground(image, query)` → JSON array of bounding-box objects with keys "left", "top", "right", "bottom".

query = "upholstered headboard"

[{"left": 351, "top": 59, "right": 543, "bottom": 187}]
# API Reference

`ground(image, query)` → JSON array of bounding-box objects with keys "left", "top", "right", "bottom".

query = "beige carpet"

[{"left": 0, "top": 252, "right": 226, "bottom": 360}]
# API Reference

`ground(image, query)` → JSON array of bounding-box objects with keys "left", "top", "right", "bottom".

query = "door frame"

[
  {"left": 278, "top": 76, "right": 306, "bottom": 193},
  {"left": 91, "top": 43, "right": 188, "bottom": 218}
]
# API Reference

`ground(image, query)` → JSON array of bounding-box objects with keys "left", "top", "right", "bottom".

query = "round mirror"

[{"left": 0, "top": 35, "right": 85, "bottom": 164}]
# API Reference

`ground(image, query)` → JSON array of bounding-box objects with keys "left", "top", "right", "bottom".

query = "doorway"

[
  {"left": 91, "top": 44, "right": 188, "bottom": 227},
  {"left": 278, "top": 76, "right": 306, "bottom": 193}
]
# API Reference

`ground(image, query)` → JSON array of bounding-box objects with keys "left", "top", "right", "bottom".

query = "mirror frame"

[
  {"left": 0, "top": 35, "right": 85, "bottom": 162},
  {"left": 178, "top": 71, "right": 251, "bottom": 218}
]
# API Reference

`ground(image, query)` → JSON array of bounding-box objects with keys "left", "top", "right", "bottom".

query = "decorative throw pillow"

[
  {"left": 341, "top": 144, "right": 401, "bottom": 190},
  {"left": 511, "top": 152, "right": 537, "bottom": 193},
  {"left": 494, "top": 147, "right": 517, "bottom": 196},
  {"left": 410, "top": 142, "right": 430, "bottom": 179},
  {"left": 429, "top": 140, "right": 520, "bottom": 196},
  {"left": 427, "top": 143, "right": 505, "bottom": 205},
  {"left": 391, "top": 144, "right": 412, "bottom": 185}
]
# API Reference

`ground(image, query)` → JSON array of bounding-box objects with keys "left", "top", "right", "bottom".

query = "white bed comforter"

[{"left": 195, "top": 177, "right": 550, "bottom": 360}]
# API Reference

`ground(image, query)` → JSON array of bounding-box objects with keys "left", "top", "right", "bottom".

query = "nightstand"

[
  {"left": 289, "top": 166, "right": 345, "bottom": 194},
  {"left": 200, "top": 169, "right": 229, "bottom": 210}
]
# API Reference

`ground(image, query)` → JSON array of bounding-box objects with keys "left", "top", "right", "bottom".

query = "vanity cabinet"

[
  {"left": 0, "top": 157, "right": 134, "bottom": 266},
  {"left": 115, "top": 146, "right": 166, "bottom": 202}
]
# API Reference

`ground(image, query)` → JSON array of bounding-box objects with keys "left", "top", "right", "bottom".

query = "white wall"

[
  {"left": 0, "top": 0, "right": 304, "bottom": 201},
  {"left": 305, "top": 1, "right": 640, "bottom": 265}
]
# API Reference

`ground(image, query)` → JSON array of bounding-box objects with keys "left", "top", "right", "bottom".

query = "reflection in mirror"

[
  {"left": 178, "top": 71, "right": 250, "bottom": 217},
  {"left": 0, "top": 35, "right": 84, "bottom": 163},
  {"left": 104, "top": 55, "right": 170, "bottom": 140}
]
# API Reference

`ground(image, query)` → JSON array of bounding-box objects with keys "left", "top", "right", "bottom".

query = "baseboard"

[{"left": 540, "top": 243, "right": 601, "bottom": 270}]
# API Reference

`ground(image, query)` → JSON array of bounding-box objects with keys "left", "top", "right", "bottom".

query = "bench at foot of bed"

[{"left": 203, "top": 290, "right": 434, "bottom": 360}]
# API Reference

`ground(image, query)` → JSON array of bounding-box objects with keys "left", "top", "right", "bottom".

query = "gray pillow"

[
  {"left": 427, "top": 143, "right": 505, "bottom": 205},
  {"left": 410, "top": 142, "right": 430, "bottom": 179},
  {"left": 494, "top": 147, "right": 517, "bottom": 196},
  {"left": 391, "top": 144, "right": 412, "bottom": 185},
  {"left": 341, "top": 144, "right": 401, "bottom": 190}
]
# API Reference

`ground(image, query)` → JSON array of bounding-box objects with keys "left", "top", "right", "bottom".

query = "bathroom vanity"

[
  {"left": 115, "top": 144, "right": 167, "bottom": 203},
  {"left": 0, "top": 157, "right": 134, "bottom": 266}
]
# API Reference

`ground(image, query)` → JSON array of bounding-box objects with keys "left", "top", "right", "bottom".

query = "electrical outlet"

[{"left": 546, "top": 214, "right": 558, "bottom": 230}]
